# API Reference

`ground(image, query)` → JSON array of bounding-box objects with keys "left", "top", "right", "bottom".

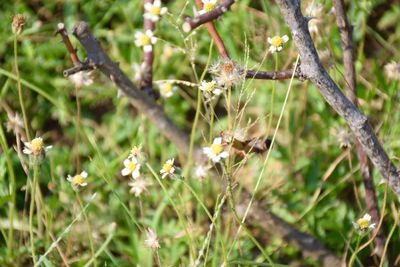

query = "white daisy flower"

[
  {"left": 128, "top": 177, "right": 149, "bottom": 197},
  {"left": 135, "top": 30, "right": 157, "bottom": 52},
  {"left": 144, "top": 228, "right": 160, "bottom": 250},
  {"left": 159, "top": 82, "right": 177, "bottom": 98},
  {"left": 352, "top": 213, "right": 376, "bottom": 232},
  {"left": 199, "top": 0, "right": 218, "bottom": 15},
  {"left": 23, "top": 137, "right": 52, "bottom": 156},
  {"left": 203, "top": 137, "right": 229, "bottom": 162},
  {"left": 160, "top": 158, "right": 175, "bottom": 178},
  {"left": 67, "top": 171, "right": 88, "bottom": 189},
  {"left": 121, "top": 157, "right": 141, "bottom": 179},
  {"left": 144, "top": 0, "right": 168, "bottom": 22},
  {"left": 267, "top": 35, "right": 289, "bottom": 53},
  {"left": 199, "top": 80, "right": 222, "bottom": 99}
]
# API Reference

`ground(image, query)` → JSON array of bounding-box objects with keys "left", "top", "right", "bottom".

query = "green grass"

[{"left": 1, "top": 0, "right": 400, "bottom": 266}]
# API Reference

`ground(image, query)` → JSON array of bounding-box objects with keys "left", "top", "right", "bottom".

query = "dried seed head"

[
  {"left": 384, "top": 61, "right": 400, "bottom": 81},
  {"left": 209, "top": 59, "right": 243, "bottom": 89},
  {"left": 12, "top": 14, "right": 26, "bottom": 35}
]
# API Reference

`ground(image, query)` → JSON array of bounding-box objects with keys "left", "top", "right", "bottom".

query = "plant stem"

[{"left": 29, "top": 165, "right": 39, "bottom": 265}]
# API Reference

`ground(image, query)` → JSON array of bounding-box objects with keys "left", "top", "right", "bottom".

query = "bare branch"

[
  {"left": 333, "top": 0, "right": 388, "bottom": 257},
  {"left": 56, "top": 23, "right": 80, "bottom": 66},
  {"left": 274, "top": 0, "right": 400, "bottom": 196},
  {"left": 182, "top": 0, "right": 235, "bottom": 32},
  {"left": 245, "top": 68, "right": 304, "bottom": 81}
]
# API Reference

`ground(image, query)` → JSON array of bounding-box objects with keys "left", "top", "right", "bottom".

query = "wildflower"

[
  {"left": 23, "top": 137, "right": 52, "bottom": 156},
  {"left": 209, "top": 59, "right": 242, "bottom": 88},
  {"left": 128, "top": 177, "right": 149, "bottom": 197},
  {"left": 199, "top": 0, "right": 218, "bottom": 15},
  {"left": 267, "top": 35, "right": 289, "bottom": 53},
  {"left": 134, "top": 30, "right": 157, "bottom": 52},
  {"left": 144, "top": 228, "right": 160, "bottom": 250},
  {"left": 160, "top": 158, "right": 175, "bottom": 178},
  {"left": 161, "top": 44, "right": 175, "bottom": 61},
  {"left": 199, "top": 80, "right": 222, "bottom": 99},
  {"left": 159, "top": 82, "right": 177, "bottom": 98},
  {"left": 353, "top": 213, "right": 376, "bottom": 232},
  {"left": 67, "top": 171, "right": 88, "bottom": 189},
  {"left": 121, "top": 157, "right": 141, "bottom": 179},
  {"left": 384, "top": 61, "right": 400, "bottom": 81},
  {"left": 12, "top": 14, "right": 25, "bottom": 35},
  {"left": 69, "top": 71, "right": 93, "bottom": 88},
  {"left": 203, "top": 137, "right": 229, "bottom": 162},
  {"left": 5, "top": 113, "right": 24, "bottom": 134},
  {"left": 128, "top": 145, "right": 142, "bottom": 158},
  {"left": 306, "top": 4, "right": 323, "bottom": 35},
  {"left": 144, "top": 0, "right": 168, "bottom": 22}
]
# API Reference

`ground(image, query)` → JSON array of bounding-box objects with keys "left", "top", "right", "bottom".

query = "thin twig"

[
  {"left": 60, "top": 21, "right": 341, "bottom": 265},
  {"left": 182, "top": 0, "right": 235, "bottom": 33},
  {"left": 333, "top": 0, "right": 388, "bottom": 259},
  {"left": 275, "top": 0, "right": 400, "bottom": 196}
]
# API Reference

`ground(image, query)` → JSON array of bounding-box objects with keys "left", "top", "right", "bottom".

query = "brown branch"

[
  {"left": 60, "top": 21, "right": 341, "bottom": 265},
  {"left": 274, "top": 0, "right": 400, "bottom": 196},
  {"left": 56, "top": 23, "right": 80, "bottom": 66},
  {"left": 182, "top": 0, "right": 235, "bottom": 33},
  {"left": 141, "top": 0, "right": 157, "bottom": 98},
  {"left": 333, "top": 0, "right": 388, "bottom": 258},
  {"left": 245, "top": 68, "right": 304, "bottom": 80}
]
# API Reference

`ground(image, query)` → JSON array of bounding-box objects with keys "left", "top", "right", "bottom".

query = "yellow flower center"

[
  {"left": 127, "top": 161, "right": 137, "bottom": 172},
  {"left": 140, "top": 34, "right": 151, "bottom": 46},
  {"left": 162, "top": 163, "right": 173, "bottom": 173},
  {"left": 210, "top": 143, "right": 223, "bottom": 155},
  {"left": 72, "top": 175, "right": 85, "bottom": 186},
  {"left": 203, "top": 3, "right": 215, "bottom": 12},
  {"left": 161, "top": 83, "right": 172, "bottom": 93},
  {"left": 150, "top": 6, "right": 161, "bottom": 16},
  {"left": 356, "top": 218, "right": 369, "bottom": 230},
  {"left": 30, "top": 138, "right": 44, "bottom": 154},
  {"left": 203, "top": 82, "right": 215, "bottom": 92},
  {"left": 271, "top": 36, "right": 284, "bottom": 47}
]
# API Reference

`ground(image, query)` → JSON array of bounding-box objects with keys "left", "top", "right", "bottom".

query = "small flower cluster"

[
  {"left": 121, "top": 145, "right": 149, "bottom": 197},
  {"left": 135, "top": 0, "right": 168, "bottom": 52},
  {"left": 353, "top": 213, "right": 376, "bottom": 234}
]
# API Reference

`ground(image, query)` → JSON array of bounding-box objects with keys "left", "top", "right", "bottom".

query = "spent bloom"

[
  {"left": 144, "top": 0, "right": 168, "bottom": 22},
  {"left": 135, "top": 30, "right": 157, "bottom": 52},
  {"left": 193, "top": 164, "right": 210, "bottom": 180},
  {"left": 384, "top": 61, "right": 400, "bottom": 81},
  {"left": 12, "top": 14, "right": 26, "bottom": 34},
  {"left": 69, "top": 71, "right": 93, "bottom": 88},
  {"left": 306, "top": 4, "right": 323, "bottom": 35},
  {"left": 199, "top": 80, "right": 222, "bottom": 99},
  {"left": 128, "top": 177, "right": 149, "bottom": 197},
  {"left": 23, "top": 137, "right": 52, "bottom": 156},
  {"left": 159, "top": 82, "right": 177, "bottom": 98},
  {"left": 209, "top": 59, "right": 243, "bottom": 88},
  {"left": 144, "top": 228, "right": 160, "bottom": 250},
  {"left": 67, "top": 171, "right": 88, "bottom": 189},
  {"left": 5, "top": 113, "right": 24, "bottom": 135},
  {"left": 160, "top": 158, "right": 175, "bottom": 178},
  {"left": 199, "top": 0, "right": 218, "bottom": 14},
  {"left": 336, "top": 128, "right": 353, "bottom": 149},
  {"left": 203, "top": 137, "right": 229, "bottom": 163},
  {"left": 121, "top": 157, "right": 141, "bottom": 179},
  {"left": 128, "top": 145, "right": 142, "bottom": 159},
  {"left": 353, "top": 213, "right": 376, "bottom": 232},
  {"left": 268, "top": 35, "right": 289, "bottom": 53}
]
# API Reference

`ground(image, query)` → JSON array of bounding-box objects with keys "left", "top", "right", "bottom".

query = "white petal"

[
  {"left": 145, "top": 29, "right": 154, "bottom": 37},
  {"left": 23, "top": 148, "right": 32, "bottom": 154},
  {"left": 135, "top": 40, "right": 142, "bottom": 47},
  {"left": 170, "top": 167, "right": 175, "bottom": 174},
  {"left": 363, "top": 213, "right": 371, "bottom": 221},
  {"left": 160, "top": 169, "right": 165, "bottom": 174},
  {"left": 213, "top": 137, "right": 222, "bottom": 145},
  {"left": 269, "top": 46, "right": 276, "bottom": 53},
  {"left": 144, "top": 13, "right": 152, "bottom": 19},
  {"left": 132, "top": 170, "right": 140, "bottom": 179},
  {"left": 203, "top": 147, "right": 211, "bottom": 155},
  {"left": 219, "top": 151, "right": 229, "bottom": 158},
  {"left": 80, "top": 171, "right": 88, "bottom": 178},
  {"left": 67, "top": 175, "right": 72, "bottom": 182},
  {"left": 267, "top": 37, "right": 272, "bottom": 44},
  {"left": 45, "top": 145, "right": 53, "bottom": 151},
  {"left": 151, "top": 16, "right": 160, "bottom": 22},
  {"left": 123, "top": 159, "right": 131, "bottom": 167},
  {"left": 144, "top": 2, "right": 152, "bottom": 11},
  {"left": 369, "top": 223, "right": 376, "bottom": 229},
  {"left": 213, "top": 88, "right": 222, "bottom": 95},
  {"left": 80, "top": 182, "right": 88, "bottom": 187},
  {"left": 121, "top": 168, "right": 131, "bottom": 176},
  {"left": 160, "top": 7, "right": 168, "bottom": 14},
  {"left": 212, "top": 155, "right": 221, "bottom": 162},
  {"left": 135, "top": 32, "right": 142, "bottom": 38},
  {"left": 154, "top": 0, "right": 161, "bottom": 7},
  {"left": 281, "top": 35, "right": 289, "bottom": 42},
  {"left": 150, "top": 37, "right": 157, "bottom": 44},
  {"left": 144, "top": 45, "right": 153, "bottom": 53},
  {"left": 277, "top": 46, "right": 282, "bottom": 51}
]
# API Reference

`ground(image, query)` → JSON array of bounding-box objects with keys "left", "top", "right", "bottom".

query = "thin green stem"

[
  {"left": 76, "top": 193, "right": 97, "bottom": 267},
  {"left": 14, "top": 35, "right": 30, "bottom": 140},
  {"left": 29, "top": 165, "right": 39, "bottom": 265}
]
